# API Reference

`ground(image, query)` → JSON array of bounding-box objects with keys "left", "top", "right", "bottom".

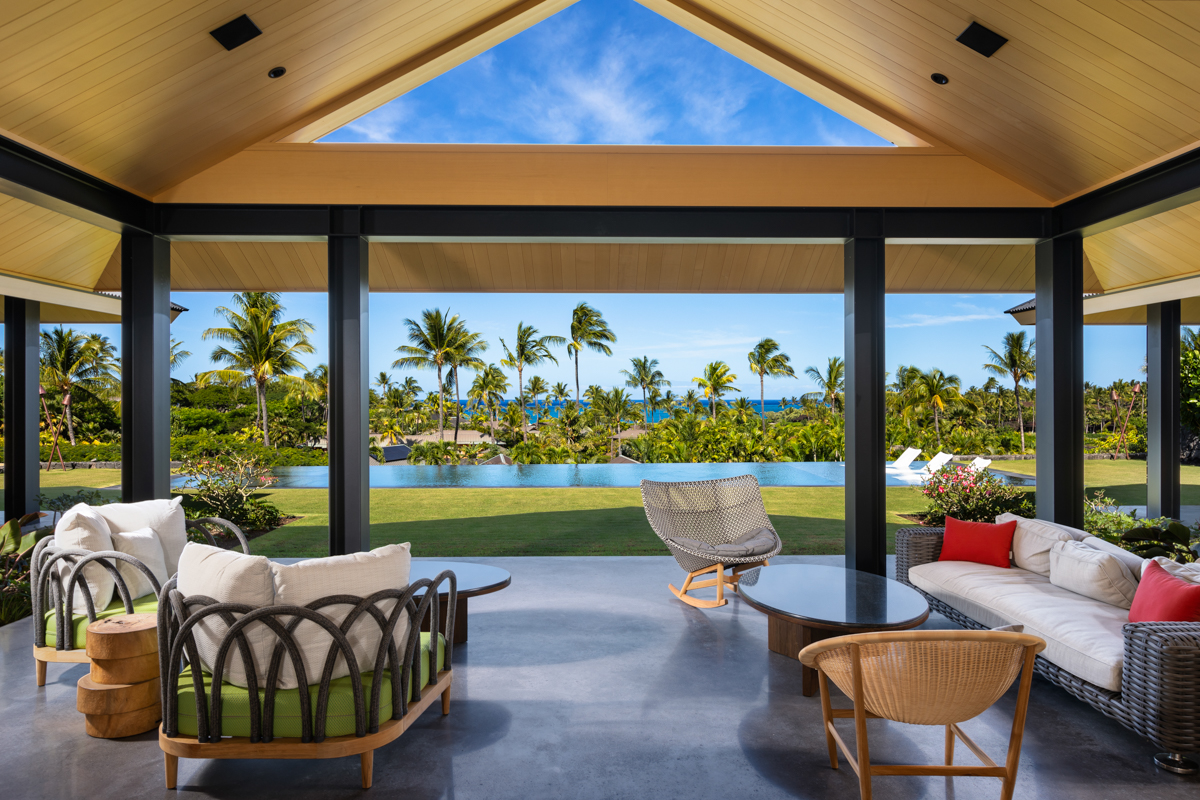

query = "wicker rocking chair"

[
  {"left": 640, "top": 475, "right": 782, "bottom": 609},
  {"left": 800, "top": 630, "right": 1045, "bottom": 800}
]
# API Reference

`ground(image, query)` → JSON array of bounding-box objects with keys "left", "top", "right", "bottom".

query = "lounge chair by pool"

[{"left": 891, "top": 447, "right": 922, "bottom": 470}]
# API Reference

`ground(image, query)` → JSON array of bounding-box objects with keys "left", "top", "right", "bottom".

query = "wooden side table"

[{"left": 77, "top": 613, "right": 162, "bottom": 738}]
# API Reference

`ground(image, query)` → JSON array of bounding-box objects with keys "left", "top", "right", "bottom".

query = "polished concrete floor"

[{"left": 3, "top": 555, "right": 1197, "bottom": 799}]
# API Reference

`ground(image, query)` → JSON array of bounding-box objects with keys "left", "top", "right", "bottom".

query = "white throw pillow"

[
  {"left": 1142, "top": 556, "right": 1200, "bottom": 585},
  {"left": 996, "top": 513, "right": 1076, "bottom": 576},
  {"left": 1049, "top": 540, "right": 1139, "bottom": 609},
  {"left": 54, "top": 504, "right": 115, "bottom": 613},
  {"left": 270, "top": 543, "right": 412, "bottom": 690},
  {"left": 176, "top": 542, "right": 276, "bottom": 688},
  {"left": 109, "top": 528, "right": 169, "bottom": 600},
  {"left": 97, "top": 497, "right": 188, "bottom": 576},
  {"left": 1082, "top": 536, "right": 1145, "bottom": 581}
]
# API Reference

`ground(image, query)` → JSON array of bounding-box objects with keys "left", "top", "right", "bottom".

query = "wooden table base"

[
  {"left": 767, "top": 617, "right": 845, "bottom": 697},
  {"left": 421, "top": 596, "right": 470, "bottom": 644}
]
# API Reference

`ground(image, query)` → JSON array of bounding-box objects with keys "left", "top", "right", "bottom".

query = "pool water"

[{"left": 171, "top": 462, "right": 1034, "bottom": 489}]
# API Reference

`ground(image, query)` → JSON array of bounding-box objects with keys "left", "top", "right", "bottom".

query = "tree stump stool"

[{"left": 77, "top": 613, "right": 161, "bottom": 738}]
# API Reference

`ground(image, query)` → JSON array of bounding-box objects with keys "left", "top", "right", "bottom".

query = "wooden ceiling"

[
  {"left": 1084, "top": 203, "right": 1200, "bottom": 292},
  {"left": 0, "top": 195, "right": 119, "bottom": 288}
]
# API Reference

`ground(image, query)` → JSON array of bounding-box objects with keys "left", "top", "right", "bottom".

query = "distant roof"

[{"left": 98, "top": 291, "right": 188, "bottom": 314}]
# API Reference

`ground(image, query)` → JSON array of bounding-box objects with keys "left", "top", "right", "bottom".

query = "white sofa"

[{"left": 897, "top": 514, "right": 1200, "bottom": 766}]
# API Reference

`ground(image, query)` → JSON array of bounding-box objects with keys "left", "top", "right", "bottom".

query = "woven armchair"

[
  {"left": 897, "top": 525, "right": 1200, "bottom": 774},
  {"left": 30, "top": 518, "right": 248, "bottom": 685},
  {"left": 640, "top": 475, "right": 782, "bottom": 608},
  {"left": 800, "top": 630, "right": 1045, "bottom": 800}
]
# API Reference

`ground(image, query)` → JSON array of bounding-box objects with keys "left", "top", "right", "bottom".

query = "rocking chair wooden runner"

[
  {"left": 640, "top": 476, "right": 782, "bottom": 609},
  {"left": 799, "top": 630, "right": 1046, "bottom": 800}
]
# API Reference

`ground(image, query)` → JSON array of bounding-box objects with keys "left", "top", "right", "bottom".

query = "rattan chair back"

[
  {"left": 800, "top": 630, "right": 1046, "bottom": 726},
  {"left": 641, "top": 475, "right": 776, "bottom": 569}
]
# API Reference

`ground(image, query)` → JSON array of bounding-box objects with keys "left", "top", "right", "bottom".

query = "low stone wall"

[{"left": 4, "top": 461, "right": 184, "bottom": 471}]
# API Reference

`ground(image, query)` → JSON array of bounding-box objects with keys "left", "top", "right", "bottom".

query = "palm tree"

[
  {"left": 983, "top": 331, "right": 1035, "bottom": 452},
  {"left": 803, "top": 356, "right": 845, "bottom": 416},
  {"left": 550, "top": 381, "right": 571, "bottom": 405},
  {"left": 500, "top": 323, "right": 565, "bottom": 440},
  {"left": 197, "top": 292, "right": 314, "bottom": 447},
  {"left": 908, "top": 367, "right": 963, "bottom": 449},
  {"left": 747, "top": 338, "right": 796, "bottom": 434},
  {"left": 681, "top": 388, "right": 706, "bottom": 415},
  {"left": 567, "top": 302, "right": 616, "bottom": 402},
  {"left": 692, "top": 361, "right": 740, "bottom": 419},
  {"left": 285, "top": 363, "right": 331, "bottom": 439},
  {"left": 525, "top": 375, "right": 549, "bottom": 427},
  {"left": 444, "top": 325, "right": 488, "bottom": 444},
  {"left": 392, "top": 308, "right": 463, "bottom": 441},
  {"left": 169, "top": 337, "right": 191, "bottom": 371},
  {"left": 39, "top": 327, "right": 121, "bottom": 445},
  {"left": 620, "top": 356, "right": 671, "bottom": 429},
  {"left": 981, "top": 376, "right": 1001, "bottom": 426},
  {"left": 373, "top": 372, "right": 394, "bottom": 399},
  {"left": 469, "top": 364, "right": 509, "bottom": 441}
]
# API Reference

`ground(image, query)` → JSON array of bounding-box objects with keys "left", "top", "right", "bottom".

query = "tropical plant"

[
  {"left": 567, "top": 302, "right": 616, "bottom": 402},
  {"left": 40, "top": 326, "right": 121, "bottom": 445},
  {"left": 747, "top": 338, "right": 796, "bottom": 434},
  {"left": 907, "top": 367, "right": 963, "bottom": 449},
  {"left": 919, "top": 464, "right": 1033, "bottom": 525},
  {"left": 0, "top": 513, "right": 50, "bottom": 626},
  {"left": 692, "top": 361, "right": 739, "bottom": 419},
  {"left": 444, "top": 324, "right": 488, "bottom": 443},
  {"left": 550, "top": 381, "right": 571, "bottom": 405},
  {"left": 373, "top": 372, "right": 394, "bottom": 396},
  {"left": 500, "top": 323, "right": 565, "bottom": 440},
  {"left": 525, "top": 375, "right": 550, "bottom": 426},
  {"left": 170, "top": 337, "right": 192, "bottom": 384},
  {"left": 983, "top": 331, "right": 1035, "bottom": 452},
  {"left": 803, "top": 356, "right": 845, "bottom": 416},
  {"left": 469, "top": 364, "right": 510, "bottom": 441},
  {"left": 393, "top": 308, "right": 466, "bottom": 442},
  {"left": 197, "top": 292, "right": 315, "bottom": 447},
  {"left": 620, "top": 356, "right": 671, "bottom": 429},
  {"left": 177, "top": 449, "right": 281, "bottom": 530},
  {"left": 1117, "top": 523, "right": 1198, "bottom": 563}
]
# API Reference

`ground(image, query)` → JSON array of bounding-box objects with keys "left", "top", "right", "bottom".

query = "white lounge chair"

[
  {"left": 969, "top": 457, "right": 993, "bottom": 472},
  {"left": 923, "top": 452, "right": 954, "bottom": 473},
  {"left": 891, "top": 447, "right": 922, "bottom": 470}
]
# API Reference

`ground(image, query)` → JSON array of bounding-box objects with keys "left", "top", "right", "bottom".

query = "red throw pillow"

[
  {"left": 937, "top": 517, "right": 1016, "bottom": 569},
  {"left": 1129, "top": 561, "right": 1200, "bottom": 623}
]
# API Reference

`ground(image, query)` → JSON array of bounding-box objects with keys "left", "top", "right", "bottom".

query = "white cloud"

[{"left": 887, "top": 313, "right": 1003, "bottom": 329}]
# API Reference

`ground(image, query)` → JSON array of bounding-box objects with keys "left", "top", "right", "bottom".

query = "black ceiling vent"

[
  {"left": 210, "top": 15, "right": 262, "bottom": 51},
  {"left": 956, "top": 22, "right": 1007, "bottom": 58}
]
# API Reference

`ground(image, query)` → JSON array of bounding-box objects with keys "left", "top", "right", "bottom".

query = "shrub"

[
  {"left": 919, "top": 464, "right": 1033, "bottom": 525},
  {"left": 36, "top": 489, "right": 112, "bottom": 514},
  {"left": 0, "top": 514, "right": 52, "bottom": 626},
  {"left": 178, "top": 450, "right": 281, "bottom": 531}
]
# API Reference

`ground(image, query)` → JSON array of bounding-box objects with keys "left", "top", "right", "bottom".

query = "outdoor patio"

[{"left": 5, "top": 555, "right": 1196, "bottom": 799}]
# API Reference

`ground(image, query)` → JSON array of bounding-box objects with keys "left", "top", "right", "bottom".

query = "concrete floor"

[{"left": 3, "top": 555, "right": 1197, "bottom": 799}]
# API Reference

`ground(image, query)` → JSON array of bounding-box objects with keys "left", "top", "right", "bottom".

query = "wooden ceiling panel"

[
  {"left": 1084, "top": 203, "right": 1200, "bottom": 292},
  {"left": 0, "top": 195, "right": 119, "bottom": 289}
]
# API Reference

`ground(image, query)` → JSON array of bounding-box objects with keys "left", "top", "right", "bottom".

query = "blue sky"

[{"left": 60, "top": 0, "right": 1153, "bottom": 396}]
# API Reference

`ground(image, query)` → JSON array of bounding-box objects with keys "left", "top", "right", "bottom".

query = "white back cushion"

[
  {"left": 109, "top": 528, "right": 169, "bottom": 600},
  {"left": 1082, "top": 536, "right": 1145, "bottom": 580},
  {"left": 996, "top": 513, "right": 1077, "bottom": 575},
  {"left": 1143, "top": 556, "right": 1200, "bottom": 585},
  {"left": 54, "top": 504, "right": 115, "bottom": 612},
  {"left": 97, "top": 497, "right": 187, "bottom": 576},
  {"left": 271, "top": 544, "right": 412, "bottom": 690},
  {"left": 1049, "top": 540, "right": 1139, "bottom": 609},
  {"left": 176, "top": 542, "right": 276, "bottom": 688}
]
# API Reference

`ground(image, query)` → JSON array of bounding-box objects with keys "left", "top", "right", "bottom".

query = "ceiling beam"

[
  {"left": 0, "top": 134, "right": 154, "bottom": 234},
  {"left": 0, "top": 272, "right": 122, "bottom": 316},
  {"left": 1054, "top": 146, "right": 1200, "bottom": 238}
]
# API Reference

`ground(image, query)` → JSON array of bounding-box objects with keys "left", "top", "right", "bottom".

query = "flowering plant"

[
  {"left": 178, "top": 450, "right": 280, "bottom": 531},
  {"left": 919, "top": 464, "right": 1033, "bottom": 525}
]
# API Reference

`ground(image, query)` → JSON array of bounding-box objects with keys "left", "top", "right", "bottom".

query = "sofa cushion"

[
  {"left": 109, "top": 528, "right": 169, "bottom": 600},
  {"left": 1130, "top": 561, "right": 1200, "bottom": 623},
  {"left": 54, "top": 504, "right": 116, "bottom": 613},
  {"left": 668, "top": 529, "right": 776, "bottom": 559},
  {"left": 97, "top": 497, "right": 188, "bottom": 576},
  {"left": 909, "top": 560, "right": 1129, "bottom": 691},
  {"left": 996, "top": 513, "right": 1082, "bottom": 575},
  {"left": 44, "top": 592, "right": 158, "bottom": 649},
  {"left": 939, "top": 517, "right": 1016, "bottom": 569},
  {"left": 176, "top": 543, "right": 276, "bottom": 688},
  {"left": 1082, "top": 536, "right": 1145, "bottom": 580},
  {"left": 1142, "top": 556, "right": 1200, "bottom": 585},
  {"left": 270, "top": 543, "right": 412, "bottom": 690},
  {"left": 1049, "top": 540, "right": 1138, "bottom": 609}
]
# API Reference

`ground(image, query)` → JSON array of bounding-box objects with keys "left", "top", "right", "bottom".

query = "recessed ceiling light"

[
  {"left": 931, "top": 73, "right": 949, "bottom": 85},
  {"left": 268, "top": 67, "right": 286, "bottom": 79},
  {"left": 210, "top": 14, "right": 262, "bottom": 51},
  {"left": 956, "top": 22, "right": 1008, "bottom": 58}
]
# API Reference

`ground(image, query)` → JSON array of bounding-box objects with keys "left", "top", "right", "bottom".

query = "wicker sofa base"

[{"left": 159, "top": 669, "right": 452, "bottom": 790}]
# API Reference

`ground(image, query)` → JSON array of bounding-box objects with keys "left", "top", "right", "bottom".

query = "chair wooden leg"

[
  {"left": 164, "top": 753, "right": 178, "bottom": 790},
  {"left": 361, "top": 750, "right": 374, "bottom": 789},
  {"left": 35, "top": 657, "right": 46, "bottom": 687},
  {"left": 851, "top": 644, "right": 872, "bottom": 800},
  {"left": 669, "top": 564, "right": 727, "bottom": 608},
  {"left": 1000, "top": 649, "right": 1037, "bottom": 800},
  {"left": 715, "top": 565, "right": 725, "bottom": 605},
  {"left": 818, "top": 671, "right": 838, "bottom": 770},
  {"left": 441, "top": 685, "right": 451, "bottom": 715},
  {"left": 945, "top": 724, "right": 955, "bottom": 765}
]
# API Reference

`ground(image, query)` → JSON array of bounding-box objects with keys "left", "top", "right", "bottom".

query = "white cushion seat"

[{"left": 909, "top": 560, "right": 1129, "bottom": 691}]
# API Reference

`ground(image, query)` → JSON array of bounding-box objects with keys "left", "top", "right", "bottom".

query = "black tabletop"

[
  {"left": 738, "top": 564, "right": 928, "bottom": 629},
  {"left": 410, "top": 560, "right": 511, "bottom": 597}
]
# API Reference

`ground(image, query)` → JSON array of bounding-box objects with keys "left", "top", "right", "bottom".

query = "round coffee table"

[
  {"left": 738, "top": 564, "right": 929, "bottom": 696},
  {"left": 410, "top": 560, "right": 511, "bottom": 644}
]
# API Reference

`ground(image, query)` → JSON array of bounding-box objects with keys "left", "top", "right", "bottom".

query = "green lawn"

[{"left": 32, "top": 460, "right": 1195, "bottom": 559}]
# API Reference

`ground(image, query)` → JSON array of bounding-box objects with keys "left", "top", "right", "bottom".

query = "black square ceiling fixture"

[
  {"left": 956, "top": 21, "right": 1007, "bottom": 57},
  {"left": 210, "top": 14, "right": 262, "bottom": 51}
]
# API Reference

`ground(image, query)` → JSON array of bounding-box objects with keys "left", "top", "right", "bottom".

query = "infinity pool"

[{"left": 173, "top": 462, "right": 1034, "bottom": 489}]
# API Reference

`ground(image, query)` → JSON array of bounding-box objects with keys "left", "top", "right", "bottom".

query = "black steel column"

[
  {"left": 4, "top": 298, "right": 40, "bottom": 520},
  {"left": 1147, "top": 301, "right": 1181, "bottom": 519},
  {"left": 328, "top": 209, "right": 369, "bottom": 554},
  {"left": 844, "top": 235, "right": 887, "bottom": 576},
  {"left": 121, "top": 232, "right": 171, "bottom": 502},
  {"left": 1034, "top": 236, "right": 1085, "bottom": 529}
]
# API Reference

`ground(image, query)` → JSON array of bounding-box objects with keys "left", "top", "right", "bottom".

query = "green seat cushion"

[
  {"left": 176, "top": 632, "right": 445, "bottom": 739},
  {"left": 44, "top": 592, "right": 159, "bottom": 648}
]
